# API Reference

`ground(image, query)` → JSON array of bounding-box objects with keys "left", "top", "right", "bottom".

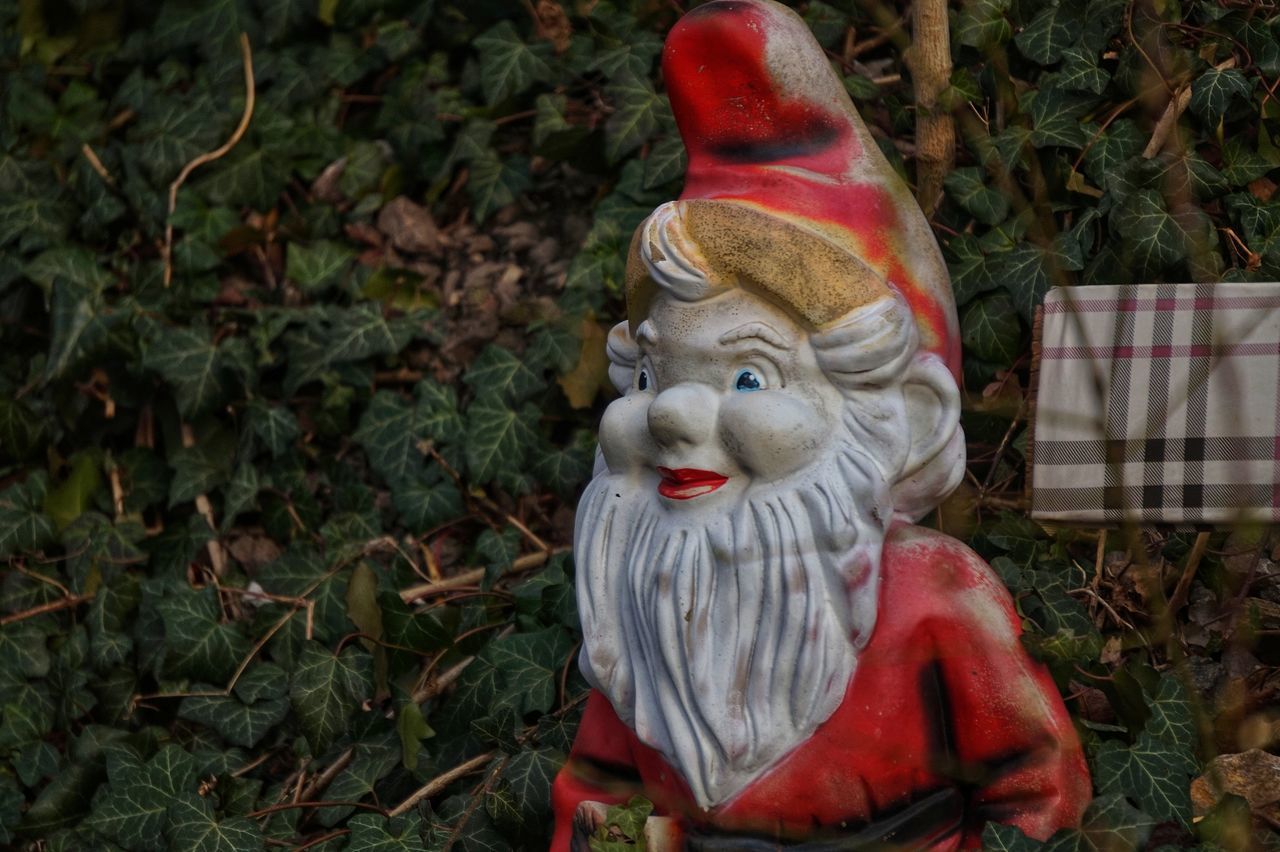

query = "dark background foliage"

[{"left": 1, "top": 0, "right": 1279, "bottom": 848}]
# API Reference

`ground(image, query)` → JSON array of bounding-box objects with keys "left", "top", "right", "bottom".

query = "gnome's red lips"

[{"left": 656, "top": 467, "right": 728, "bottom": 500}]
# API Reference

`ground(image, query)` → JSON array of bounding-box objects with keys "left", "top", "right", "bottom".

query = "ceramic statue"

[{"left": 551, "top": 1, "right": 1091, "bottom": 847}]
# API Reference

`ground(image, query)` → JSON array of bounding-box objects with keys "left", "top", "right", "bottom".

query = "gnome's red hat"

[{"left": 626, "top": 0, "right": 960, "bottom": 378}]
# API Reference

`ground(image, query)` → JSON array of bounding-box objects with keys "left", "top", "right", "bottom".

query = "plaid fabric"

[{"left": 1030, "top": 282, "right": 1280, "bottom": 525}]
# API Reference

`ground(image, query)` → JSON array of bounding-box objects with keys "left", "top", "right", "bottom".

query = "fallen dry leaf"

[
  {"left": 377, "top": 195, "right": 441, "bottom": 255},
  {"left": 1192, "top": 749, "right": 1280, "bottom": 827},
  {"left": 558, "top": 317, "right": 609, "bottom": 409}
]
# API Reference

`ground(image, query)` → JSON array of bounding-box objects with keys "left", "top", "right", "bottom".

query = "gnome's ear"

[
  {"left": 606, "top": 321, "right": 638, "bottom": 394},
  {"left": 894, "top": 354, "right": 965, "bottom": 518}
]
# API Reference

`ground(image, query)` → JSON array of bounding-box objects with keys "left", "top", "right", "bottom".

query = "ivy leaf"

[
  {"left": 178, "top": 667, "right": 290, "bottom": 748},
  {"left": 473, "top": 21, "right": 550, "bottom": 106},
  {"left": 1220, "top": 137, "right": 1274, "bottom": 186},
  {"left": 990, "top": 242, "right": 1054, "bottom": 322},
  {"left": 463, "top": 394, "right": 539, "bottom": 486},
  {"left": 0, "top": 622, "right": 52, "bottom": 679},
  {"left": 532, "top": 93, "right": 571, "bottom": 148},
  {"left": 0, "top": 774, "right": 18, "bottom": 845},
  {"left": 1014, "top": 2, "right": 1083, "bottom": 64},
  {"left": 23, "top": 243, "right": 112, "bottom": 297},
  {"left": 167, "top": 431, "right": 235, "bottom": 507},
  {"left": 151, "top": 0, "right": 258, "bottom": 53},
  {"left": 158, "top": 586, "right": 252, "bottom": 682},
  {"left": 89, "top": 746, "right": 196, "bottom": 851},
  {"left": 142, "top": 325, "right": 226, "bottom": 418},
  {"left": 801, "top": 0, "right": 847, "bottom": 47},
  {"left": 0, "top": 397, "right": 48, "bottom": 461},
  {"left": 980, "top": 822, "right": 1041, "bottom": 851},
  {"left": 221, "top": 462, "right": 260, "bottom": 530},
  {"left": 531, "top": 442, "right": 593, "bottom": 498},
  {"left": 463, "top": 345, "right": 545, "bottom": 404},
  {"left": 476, "top": 526, "right": 520, "bottom": 587},
  {"left": 1028, "top": 89, "right": 1091, "bottom": 149},
  {"left": 468, "top": 151, "right": 531, "bottom": 224},
  {"left": 1144, "top": 675, "right": 1195, "bottom": 751},
  {"left": 1076, "top": 793, "right": 1157, "bottom": 850},
  {"left": 486, "top": 627, "right": 573, "bottom": 715},
  {"left": 0, "top": 193, "right": 74, "bottom": 251},
  {"left": 1189, "top": 68, "right": 1252, "bottom": 124},
  {"left": 382, "top": 593, "right": 460, "bottom": 654},
  {"left": 247, "top": 401, "right": 300, "bottom": 457},
  {"left": 643, "top": 137, "right": 686, "bottom": 190},
  {"left": 954, "top": 0, "right": 1012, "bottom": 49},
  {"left": 44, "top": 278, "right": 108, "bottom": 382},
  {"left": 290, "top": 641, "right": 373, "bottom": 753},
  {"left": 200, "top": 146, "right": 286, "bottom": 211},
  {"left": 526, "top": 324, "right": 581, "bottom": 375},
  {"left": 945, "top": 167, "right": 1009, "bottom": 225},
  {"left": 961, "top": 293, "right": 1022, "bottom": 367},
  {"left": 1095, "top": 731, "right": 1197, "bottom": 823},
  {"left": 1055, "top": 46, "right": 1111, "bottom": 94},
  {"left": 415, "top": 378, "right": 465, "bottom": 445},
  {"left": 355, "top": 390, "right": 427, "bottom": 486},
  {"left": 287, "top": 240, "right": 356, "bottom": 294},
  {"left": 0, "top": 472, "right": 57, "bottom": 559},
  {"left": 328, "top": 303, "right": 417, "bottom": 363},
  {"left": 1083, "top": 119, "right": 1145, "bottom": 189},
  {"left": 44, "top": 453, "right": 103, "bottom": 531},
  {"left": 391, "top": 473, "right": 463, "bottom": 532},
  {"left": 318, "top": 737, "right": 401, "bottom": 828},
  {"left": 164, "top": 794, "right": 264, "bottom": 852},
  {"left": 605, "top": 73, "right": 668, "bottom": 164},
  {"left": 1111, "top": 189, "right": 1187, "bottom": 273},
  {"left": 493, "top": 747, "right": 559, "bottom": 831},
  {"left": 344, "top": 812, "right": 426, "bottom": 852},
  {"left": 946, "top": 234, "right": 997, "bottom": 305}
]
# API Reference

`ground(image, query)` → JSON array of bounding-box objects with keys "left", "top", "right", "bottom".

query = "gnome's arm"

[
  {"left": 924, "top": 543, "right": 1091, "bottom": 846},
  {"left": 551, "top": 690, "right": 646, "bottom": 851}
]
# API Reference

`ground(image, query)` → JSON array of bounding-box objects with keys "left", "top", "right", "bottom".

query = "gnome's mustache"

[{"left": 575, "top": 437, "right": 891, "bottom": 808}]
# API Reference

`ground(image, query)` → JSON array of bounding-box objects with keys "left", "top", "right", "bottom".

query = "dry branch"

[
  {"left": 387, "top": 751, "right": 495, "bottom": 818},
  {"left": 164, "top": 33, "right": 256, "bottom": 287},
  {"left": 1143, "top": 57, "right": 1237, "bottom": 159}
]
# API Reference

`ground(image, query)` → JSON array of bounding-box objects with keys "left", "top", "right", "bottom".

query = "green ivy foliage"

[{"left": 1, "top": 0, "right": 1278, "bottom": 849}]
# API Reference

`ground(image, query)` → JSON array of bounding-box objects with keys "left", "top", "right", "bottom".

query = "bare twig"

[
  {"left": 0, "top": 594, "right": 92, "bottom": 626},
  {"left": 1168, "top": 531, "right": 1211, "bottom": 615},
  {"left": 297, "top": 748, "right": 355, "bottom": 803},
  {"left": 164, "top": 33, "right": 255, "bottom": 287},
  {"left": 80, "top": 143, "right": 115, "bottom": 185},
  {"left": 249, "top": 801, "right": 385, "bottom": 819},
  {"left": 398, "top": 549, "right": 563, "bottom": 603},
  {"left": 387, "top": 752, "right": 495, "bottom": 818},
  {"left": 182, "top": 424, "right": 229, "bottom": 578}
]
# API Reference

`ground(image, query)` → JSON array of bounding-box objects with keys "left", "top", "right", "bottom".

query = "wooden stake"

[{"left": 909, "top": 0, "right": 954, "bottom": 215}]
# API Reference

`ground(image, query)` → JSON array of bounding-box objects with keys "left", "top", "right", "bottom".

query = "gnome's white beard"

[{"left": 575, "top": 438, "right": 892, "bottom": 809}]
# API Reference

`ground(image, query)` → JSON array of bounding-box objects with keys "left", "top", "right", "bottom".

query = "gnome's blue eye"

[
  {"left": 637, "top": 369, "right": 650, "bottom": 391},
  {"left": 734, "top": 369, "right": 764, "bottom": 392}
]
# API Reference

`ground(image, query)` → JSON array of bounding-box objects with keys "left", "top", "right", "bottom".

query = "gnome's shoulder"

[{"left": 876, "top": 523, "right": 1021, "bottom": 636}]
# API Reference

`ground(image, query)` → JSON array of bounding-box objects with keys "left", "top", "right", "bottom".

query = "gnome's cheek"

[
  {"left": 719, "top": 392, "right": 830, "bottom": 481},
  {"left": 598, "top": 394, "right": 657, "bottom": 474}
]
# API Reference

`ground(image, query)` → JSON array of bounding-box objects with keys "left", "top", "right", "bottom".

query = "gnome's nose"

[{"left": 648, "top": 384, "right": 717, "bottom": 449}]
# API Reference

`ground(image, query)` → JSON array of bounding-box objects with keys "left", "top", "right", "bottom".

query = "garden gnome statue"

[{"left": 551, "top": 0, "right": 1091, "bottom": 847}]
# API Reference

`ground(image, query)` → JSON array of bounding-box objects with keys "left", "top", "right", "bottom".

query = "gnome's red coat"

[{"left": 551, "top": 525, "right": 1090, "bottom": 849}]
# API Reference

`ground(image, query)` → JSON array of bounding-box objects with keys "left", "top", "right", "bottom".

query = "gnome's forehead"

[{"left": 633, "top": 0, "right": 961, "bottom": 378}]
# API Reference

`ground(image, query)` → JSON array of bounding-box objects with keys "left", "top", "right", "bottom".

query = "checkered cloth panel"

[{"left": 1030, "top": 282, "right": 1280, "bottom": 525}]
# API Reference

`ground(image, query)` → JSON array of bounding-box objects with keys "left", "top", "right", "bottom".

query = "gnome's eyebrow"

[
  {"left": 718, "top": 322, "right": 791, "bottom": 351},
  {"left": 635, "top": 320, "right": 660, "bottom": 348}
]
